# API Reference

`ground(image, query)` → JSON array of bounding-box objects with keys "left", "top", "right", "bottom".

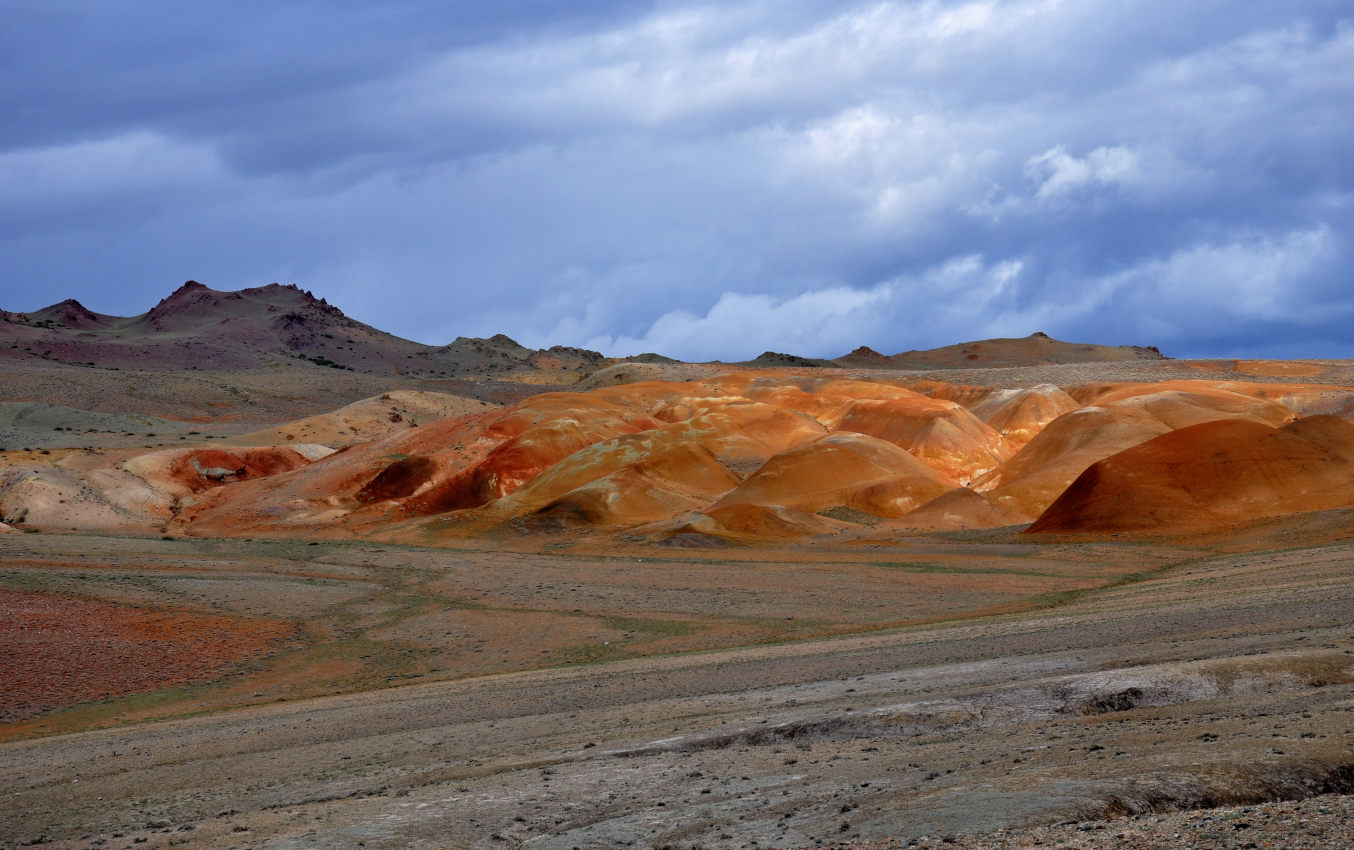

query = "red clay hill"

[
  {"left": 4, "top": 350, "right": 1354, "bottom": 544},
  {"left": 5, "top": 281, "right": 1354, "bottom": 545},
  {"left": 77, "top": 370, "right": 1351, "bottom": 545},
  {"left": 1027, "top": 415, "right": 1354, "bottom": 535}
]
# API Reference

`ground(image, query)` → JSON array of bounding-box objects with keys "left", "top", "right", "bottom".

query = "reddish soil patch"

[
  {"left": 0, "top": 590, "right": 289, "bottom": 723},
  {"left": 166, "top": 446, "right": 315, "bottom": 492}
]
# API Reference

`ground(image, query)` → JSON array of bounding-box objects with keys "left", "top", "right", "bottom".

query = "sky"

[{"left": 1, "top": 1, "right": 1351, "bottom": 361}]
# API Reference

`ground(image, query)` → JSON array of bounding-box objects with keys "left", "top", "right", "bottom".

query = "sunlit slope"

[
  {"left": 878, "top": 487, "right": 1030, "bottom": 533},
  {"left": 693, "top": 431, "right": 957, "bottom": 538},
  {"left": 973, "top": 385, "right": 1298, "bottom": 518},
  {"left": 166, "top": 374, "right": 1354, "bottom": 541},
  {"left": 1027, "top": 417, "right": 1354, "bottom": 534},
  {"left": 7, "top": 366, "right": 1354, "bottom": 543}
]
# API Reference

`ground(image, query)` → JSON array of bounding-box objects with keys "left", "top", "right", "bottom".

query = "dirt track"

[{"left": 3, "top": 534, "right": 1353, "bottom": 848}]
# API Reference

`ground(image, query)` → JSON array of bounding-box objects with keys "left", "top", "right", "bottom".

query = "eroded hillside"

[{"left": 7, "top": 364, "right": 1354, "bottom": 546}]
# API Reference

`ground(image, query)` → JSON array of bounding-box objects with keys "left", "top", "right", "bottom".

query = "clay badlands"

[{"left": 3, "top": 282, "right": 1354, "bottom": 849}]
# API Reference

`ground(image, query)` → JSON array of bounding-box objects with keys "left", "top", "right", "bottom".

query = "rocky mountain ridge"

[
  {"left": 1, "top": 281, "right": 614, "bottom": 378},
  {"left": 2, "top": 281, "right": 1168, "bottom": 379}
]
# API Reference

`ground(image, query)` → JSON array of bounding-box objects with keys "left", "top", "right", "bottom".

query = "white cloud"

[
  {"left": 585, "top": 283, "right": 893, "bottom": 361},
  {"left": 580, "top": 253, "right": 1041, "bottom": 360},
  {"left": 585, "top": 224, "right": 1345, "bottom": 361},
  {"left": 1026, "top": 145, "right": 1140, "bottom": 198},
  {"left": 1104, "top": 225, "right": 1342, "bottom": 327},
  {"left": 403, "top": 0, "right": 1085, "bottom": 133},
  {"left": 773, "top": 104, "right": 998, "bottom": 234}
]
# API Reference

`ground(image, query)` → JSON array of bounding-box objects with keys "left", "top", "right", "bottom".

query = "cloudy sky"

[{"left": 2, "top": 1, "right": 1351, "bottom": 360}]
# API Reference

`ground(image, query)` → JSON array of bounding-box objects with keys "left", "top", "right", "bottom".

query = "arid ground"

[
  {"left": 3, "top": 285, "right": 1353, "bottom": 848},
  {"left": 4, "top": 526, "right": 1353, "bottom": 849}
]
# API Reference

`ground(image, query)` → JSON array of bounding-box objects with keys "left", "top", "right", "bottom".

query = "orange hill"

[
  {"left": 6, "top": 364, "right": 1354, "bottom": 544},
  {"left": 1027, "top": 416, "right": 1354, "bottom": 535}
]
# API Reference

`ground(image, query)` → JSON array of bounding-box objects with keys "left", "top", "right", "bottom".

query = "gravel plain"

[
  {"left": 819, "top": 793, "right": 1354, "bottom": 849},
  {"left": 4, "top": 532, "right": 1353, "bottom": 849}
]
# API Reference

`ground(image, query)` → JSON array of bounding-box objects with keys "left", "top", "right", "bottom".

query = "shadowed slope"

[{"left": 1, "top": 282, "right": 375, "bottom": 371}]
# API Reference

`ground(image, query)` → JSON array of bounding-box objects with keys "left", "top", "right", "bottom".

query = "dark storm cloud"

[{"left": 1, "top": 1, "right": 1351, "bottom": 359}]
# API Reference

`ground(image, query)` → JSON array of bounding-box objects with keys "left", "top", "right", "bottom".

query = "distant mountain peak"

[
  {"left": 545, "top": 344, "right": 604, "bottom": 360},
  {"left": 245, "top": 282, "right": 338, "bottom": 311},
  {"left": 444, "top": 334, "right": 531, "bottom": 357},
  {"left": 29, "top": 298, "right": 108, "bottom": 329},
  {"left": 831, "top": 345, "right": 894, "bottom": 367},
  {"left": 0, "top": 280, "right": 630, "bottom": 379},
  {"left": 143, "top": 281, "right": 225, "bottom": 329},
  {"left": 140, "top": 280, "right": 348, "bottom": 333},
  {"left": 746, "top": 351, "right": 835, "bottom": 368}
]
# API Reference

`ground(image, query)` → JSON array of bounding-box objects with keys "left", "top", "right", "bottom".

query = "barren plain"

[{"left": 3, "top": 284, "right": 1353, "bottom": 849}]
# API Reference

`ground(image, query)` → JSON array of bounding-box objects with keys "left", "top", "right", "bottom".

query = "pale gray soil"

[
  {"left": 881, "top": 359, "right": 1354, "bottom": 389},
  {"left": 578, "top": 359, "right": 1354, "bottom": 411},
  {"left": 0, "top": 362, "right": 552, "bottom": 425},
  {"left": 3, "top": 536, "right": 1353, "bottom": 849},
  {"left": 826, "top": 794, "right": 1354, "bottom": 848},
  {"left": 0, "top": 402, "right": 233, "bottom": 451}
]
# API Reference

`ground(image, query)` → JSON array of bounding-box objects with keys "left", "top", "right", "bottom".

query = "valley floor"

[{"left": 2, "top": 531, "right": 1352, "bottom": 848}]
